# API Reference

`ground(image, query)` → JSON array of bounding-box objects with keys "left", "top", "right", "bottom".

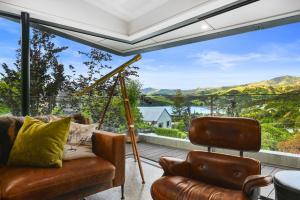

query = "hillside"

[{"left": 142, "top": 75, "right": 300, "bottom": 96}]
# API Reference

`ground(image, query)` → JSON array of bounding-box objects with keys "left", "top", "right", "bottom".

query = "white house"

[{"left": 139, "top": 107, "right": 172, "bottom": 128}]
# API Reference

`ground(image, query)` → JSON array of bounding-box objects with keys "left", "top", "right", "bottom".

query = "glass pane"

[{"left": 0, "top": 17, "right": 21, "bottom": 116}]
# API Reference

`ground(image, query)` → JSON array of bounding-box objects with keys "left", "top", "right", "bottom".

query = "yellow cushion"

[{"left": 8, "top": 116, "right": 71, "bottom": 168}]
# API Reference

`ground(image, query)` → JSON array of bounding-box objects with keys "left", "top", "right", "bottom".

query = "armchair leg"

[{"left": 121, "top": 184, "right": 125, "bottom": 199}]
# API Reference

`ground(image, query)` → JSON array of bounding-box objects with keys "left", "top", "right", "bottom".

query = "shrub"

[
  {"left": 155, "top": 128, "right": 187, "bottom": 139},
  {"left": 277, "top": 133, "right": 300, "bottom": 154},
  {"left": 261, "top": 123, "right": 290, "bottom": 150},
  {"left": 172, "top": 120, "right": 185, "bottom": 131},
  {"left": 0, "top": 103, "right": 10, "bottom": 115}
]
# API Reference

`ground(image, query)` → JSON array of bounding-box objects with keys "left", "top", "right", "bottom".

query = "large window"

[
  {"left": 1, "top": 15, "right": 300, "bottom": 154},
  {"left": 0, "top": 17, "right": 21, "bottom": 116},
  {"left": 138, "top": 22, "right": 300, "bottom": 154}
]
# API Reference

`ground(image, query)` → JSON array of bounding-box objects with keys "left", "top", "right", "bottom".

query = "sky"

[{"left": 0, "top": 17, "right": 300, "bottom": 89}]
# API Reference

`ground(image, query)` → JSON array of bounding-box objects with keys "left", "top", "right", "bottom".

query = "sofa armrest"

[
  {"left": 159, "top": 156, "right": 191, "bottom": 178},
  {"left": 92, "top": 130, "right": 125, "bottom": 187},
  {"left": 242, "top": 174, "right": 273, "bottom": 196}
]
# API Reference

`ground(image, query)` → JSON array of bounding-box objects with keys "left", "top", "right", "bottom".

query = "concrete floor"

[{"left": 86, "top": 158, "right": 162, "bottom": 200}]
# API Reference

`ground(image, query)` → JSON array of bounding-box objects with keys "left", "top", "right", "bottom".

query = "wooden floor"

[{"left": 87, "top": 142, "right": 294, "bottom": 200}]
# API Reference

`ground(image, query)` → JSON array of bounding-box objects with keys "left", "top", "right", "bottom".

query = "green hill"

[{"left": 142, "top": 75, "right": 300, "bottom": 96}]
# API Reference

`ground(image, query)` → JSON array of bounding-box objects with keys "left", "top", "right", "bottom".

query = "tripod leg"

[
  {"left": 129, "top": 125, "right": 137, "bottom": 162},
  {"left": 121, "top": 184, "right": 125, "bottom": 199},
  {"left": 130, "top": 128, "right": 145, "bottom": 184},
  {"left": 97, "top": 77, "right": 119, "bottom": 130},
  {"left": 119, "top": 74, "right": 145, "bottom": 184}
]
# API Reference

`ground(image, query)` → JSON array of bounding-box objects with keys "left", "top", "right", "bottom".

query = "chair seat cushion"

[
  {"left": 151, "top": 176, "right": 248, "bottom": 200},
  {"left": 0, "top": 157, "right": 115, "bottom": 200}
]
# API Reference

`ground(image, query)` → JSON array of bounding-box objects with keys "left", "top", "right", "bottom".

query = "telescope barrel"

[{"left": 77, "top": 54, "right": 141, "bottom": 96}]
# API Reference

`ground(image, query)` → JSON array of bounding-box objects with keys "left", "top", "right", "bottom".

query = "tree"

[
  {"left": 0, "top": 29, "right": 68, "bottom": 115},
  {"left": 62, "top": 48, "right": 141, "bottom": 128},
  {"left": 278, "top": 133, "right": 300, "bottom": 154},
  {"left": 261, "top": 123, "right": 291, "bottom": 150},
  {"left": 172, "top": 89, "right": 185, "bottom": 117}
]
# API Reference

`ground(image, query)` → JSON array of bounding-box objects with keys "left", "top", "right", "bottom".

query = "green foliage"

[
  {"left": 172, "top": 89, "right": 185, "bottom": 116},
  {"left": 155, "top": 128, "right": 187, "bottom": 139},
  {"left": 261, "top": 123, "right": 291, "bottom": 150},
  {"left": 0, "top": 29, "right": 68, "bottom": 115},
  {"left": 51, "top": 106, "right": 64, "bottom": 115},
  {"left": 191, "top": 99, "right": 204, "bottom": 106},
  {"left": 0, "top": 103, "right": 10, "bottom": 115},
  {"left": 144, "top": 95, "right": 173, "bottom": 105},
  {"left": 172, "top": 120, "right": 186, "bottom": 132}
]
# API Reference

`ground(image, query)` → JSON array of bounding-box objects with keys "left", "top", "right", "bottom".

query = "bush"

[
  {"left": 172, "top": 120, "right": 185, "bottom": 131},
  {"left": 0, "top": 103, "right": 10, "bottom": 115},
  {"left": 277, "top": 133, "right": 300, "bottom": 154},
  {"left": 261, "top": 123, "right": 291, "bottom": 150},
  {"left": 155, "top": 128, "right": 187, "bottom": 139}
]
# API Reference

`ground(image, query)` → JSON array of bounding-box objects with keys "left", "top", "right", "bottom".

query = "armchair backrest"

[
  {"left": 187, "top": 117, "right": 262, "bottom": 190},
  {"left": 189, "top": 117, "right": 261, "bottom": 152}
]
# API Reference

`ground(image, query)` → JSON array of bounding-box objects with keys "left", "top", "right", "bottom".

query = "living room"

[{"left": 0, "top": 1, "right": 300, "bottom": 200}]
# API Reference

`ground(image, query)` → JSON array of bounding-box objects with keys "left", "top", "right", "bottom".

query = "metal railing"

[{"left": 1, "top": 93, "right": 299, "bottom": 154}]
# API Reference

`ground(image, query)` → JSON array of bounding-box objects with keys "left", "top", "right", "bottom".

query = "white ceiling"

[
  {"left": 83, "top": 0, "right": 169, "bottom": 22},
  {"left": 0, "top": 0, "right": 300, "bottom": 55}
]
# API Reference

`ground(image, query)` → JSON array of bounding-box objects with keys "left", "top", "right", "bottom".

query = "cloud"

[
  {"left": 192, "top": 41, "right": 300, "bottom": 70},
  {"left": 194, "top": 51, "right": 262, "bottom": 70},
  {"left": 138, "top": 58, "right": 161, "bottom": 72}
]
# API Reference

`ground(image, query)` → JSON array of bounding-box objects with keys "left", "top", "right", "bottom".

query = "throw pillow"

[
  {"left": 68, "top": 122, "right": 97, "bottom": 146},
  {"left": 63, "top": 123, "right": 97, "bottom": 160},
  {"left": 8, "top": 116, "right": 71, "bottom": 168}
]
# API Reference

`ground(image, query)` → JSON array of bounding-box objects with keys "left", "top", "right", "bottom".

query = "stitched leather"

[
  {"left": 189, "top": 117, "right": 261, "bottom": 151},
  {"left": 92, "top": 130, "right": 125, "bottom": 187},
  {"left": 0, "top": 117, "right": 126, "bottom": 200},
  {"left": 0, "top": 157, "right": 114, "bottom": 200},
  {"left": 151, "top": 117, "right": 272, "bottom": 200},
  {"left": 151, "top": 176, "right": 248, "bottom": 200}
]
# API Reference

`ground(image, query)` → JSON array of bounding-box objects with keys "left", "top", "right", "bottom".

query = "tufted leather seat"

[
  {"left": 151, "top": 117, "right": 273, "bottom": 200},
  {"left": 152, "top": 176, "right": 248, "bottom": 200}
]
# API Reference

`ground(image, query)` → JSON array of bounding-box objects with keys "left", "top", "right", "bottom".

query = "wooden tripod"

[{"left": 77, "top": 54, "right": 145, "bottom": 184}]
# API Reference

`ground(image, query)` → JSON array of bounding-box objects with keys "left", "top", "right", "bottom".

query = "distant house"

[{"left": 139, "top": 107, "right": 172, "bottom": 128}]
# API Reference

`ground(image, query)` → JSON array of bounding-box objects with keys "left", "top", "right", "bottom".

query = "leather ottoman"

[{"left": 274, "top": 170, "right": 300, "bottom": 200}]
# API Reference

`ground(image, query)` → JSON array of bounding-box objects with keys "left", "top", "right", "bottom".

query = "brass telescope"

[
  {"left": 76, "top": 54, "right": 145, "bottom": 184},
  {"left": 77, "top": 54, "right": 141, "bottom": 96}
]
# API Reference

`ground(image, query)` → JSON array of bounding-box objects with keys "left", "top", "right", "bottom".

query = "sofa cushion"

[
  {"left": 151, "top": 176, "right": 248, "bottom": 200},
  {"left": 0, "top": 157, "right": 115, "bottom": 200},
  {"left": 0, "top": 117, "right": 23, "bottom": 165},
  {"left": 0, "top": 116, "right": 51, "bottom": 165},
  {"left": 0, "top": 165, "right": 7, "bottom": 198}
]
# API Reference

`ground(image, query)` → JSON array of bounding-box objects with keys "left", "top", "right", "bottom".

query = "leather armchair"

[{"left": 151, "top": 117, "right": 273, "bottom": 200}]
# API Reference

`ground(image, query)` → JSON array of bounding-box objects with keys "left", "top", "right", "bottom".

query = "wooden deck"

[{"left": 126, "top": 142, "right": 294, "bottom": 200}]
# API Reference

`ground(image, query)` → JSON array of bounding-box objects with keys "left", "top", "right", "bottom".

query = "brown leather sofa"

[
  {"left": 0, "top": 116, "right": 125, "bottom": 200},
  {"left": 151, "top": 117, "right": 273, "bottom": 200}
]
